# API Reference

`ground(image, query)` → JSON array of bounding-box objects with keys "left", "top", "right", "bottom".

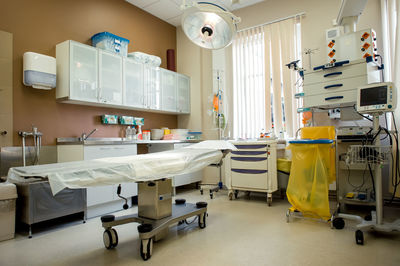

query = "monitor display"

[{"left": 360, "top": 86, "right": 387, "bottom": 106}]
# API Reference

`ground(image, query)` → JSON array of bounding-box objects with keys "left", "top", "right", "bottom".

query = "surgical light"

[{"left": 181, "top": 1, "right": 241, "bottom": 50}]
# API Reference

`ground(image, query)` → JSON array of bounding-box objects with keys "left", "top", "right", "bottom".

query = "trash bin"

[
  {"left": 277, "top": 158, "right": 291, "bottom": 190},
  {"left": 0, "top": 183, "right": 17, "bottom": 241},
  {"left": 286, "top": 139, "right": 335, "bottom": 221}
]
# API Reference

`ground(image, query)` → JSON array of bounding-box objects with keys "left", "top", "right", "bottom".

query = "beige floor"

[{"left": 1, "top": 189, "right": 400, "bottom": 266}]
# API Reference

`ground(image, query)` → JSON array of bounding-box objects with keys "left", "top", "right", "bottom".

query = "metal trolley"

[
  {"left": 333, "top": 143, "right": 398, "bottom": 245},
  {"left": 100, "top": 179, "right": 208, "bottom": 261}
]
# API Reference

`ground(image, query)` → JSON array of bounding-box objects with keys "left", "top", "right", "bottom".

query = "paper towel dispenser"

[{"left": 23, "top": 52, "right": 56, "bottom": 90}]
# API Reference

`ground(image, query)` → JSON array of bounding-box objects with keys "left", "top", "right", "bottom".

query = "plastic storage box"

[
  {"left": 0, "top": 183, "right": 17, "bottom": 241},
  {"left": 91, "top": 32, "right": 130, "bottom": 56}
]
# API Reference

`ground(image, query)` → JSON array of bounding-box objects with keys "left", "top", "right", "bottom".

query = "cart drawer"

[
  {"left": 303, "top": 89, "right": 357, "bottom": 108},
  {"left": 233, "top": 144, "right": 267, "bottom": 151},
  {"left": 231, "top": 157, "right": 268, "bottom": 170},
  {"left": 304, "top": 62, "right": 369, "bottom": 85},
  {"left": 231, "top": 151, "right": 268, "bottom": 157},
  {"left": 231, "top": 169, "right": 268, "bottom": 189},
  {"left": 303, "top": 75, "right": 367, "bottom": 96}
]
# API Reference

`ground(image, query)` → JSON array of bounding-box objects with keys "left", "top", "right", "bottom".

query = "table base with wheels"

[
  {"left": 101, "top": 203, "right": 208, "bottom": 261},
  {"left": 333, "top": 211, "right": 400, "bottom": 245}
]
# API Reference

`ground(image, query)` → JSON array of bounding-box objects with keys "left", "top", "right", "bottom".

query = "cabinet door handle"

[
  {"left": 324, "top": 72, "right": 342, "bottom": 77},
  {"left": 324, "top": 84, "right": 343, "bottom": 89},
  {"left": 325, "top": 96, "right": 344, "bottom": 101}
]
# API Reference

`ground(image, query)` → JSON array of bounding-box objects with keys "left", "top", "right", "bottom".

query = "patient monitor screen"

[{"left": 360, "top": 86, "right": 387, "bottom": 106}]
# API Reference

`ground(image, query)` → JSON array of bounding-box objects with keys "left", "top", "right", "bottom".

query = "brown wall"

[{"left": 0, "top": 0, "right": 177, "bottom": 145}]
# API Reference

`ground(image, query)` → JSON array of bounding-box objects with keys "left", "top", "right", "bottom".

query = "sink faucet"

[{"left": 81, "top": 128, "right": 97, "bottom": 141}]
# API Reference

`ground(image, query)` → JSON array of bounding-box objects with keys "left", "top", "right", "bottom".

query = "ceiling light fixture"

[{"left": 181, "top": 1, "right": 241, "bottom": 50}]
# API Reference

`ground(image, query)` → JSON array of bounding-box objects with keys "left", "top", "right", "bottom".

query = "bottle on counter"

[
  {"left": 131, "top": 126, "right": 137, "bottom": 140},
  {"left": 125, "top": 126, "right": 132, "bottom": 140},
  {"left": 137, "top": 125, "right": 143, "bottom": 140}
]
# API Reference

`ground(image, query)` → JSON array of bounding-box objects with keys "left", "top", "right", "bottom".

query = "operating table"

[{"left": 7, "top": 140, "right": 235, "bottom": 261}]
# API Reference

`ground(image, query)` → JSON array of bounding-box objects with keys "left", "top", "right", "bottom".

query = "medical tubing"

[
  {"left": 353, "top": 105, "right": 373, "bottom": 122},
  {"left": 367, "top": 163, "right": 376, "bottom": 200},
  {"left": 388, "top": 112, "right": 400, "bottom": 203}
]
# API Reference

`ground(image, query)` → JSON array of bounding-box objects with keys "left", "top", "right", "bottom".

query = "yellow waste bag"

[
  {"left": 286, "top": 143, "right": 334, "bottom": 221},
  {"left": 300, "top": 126, "right": 336, "bottom": 184}
]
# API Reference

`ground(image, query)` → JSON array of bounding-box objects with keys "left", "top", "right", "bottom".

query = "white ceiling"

[{"left": 126, "top": 0, "right": 265, "bottom": 26}]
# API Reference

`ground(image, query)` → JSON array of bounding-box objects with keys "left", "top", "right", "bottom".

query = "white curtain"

[
  {"left": 381, "top": 0, "right": 400, "bottom": 122},
  {"left": 264, "top": 17, "right": 301, "bottom": 137},
  {"left": 233, "top": 16, "right": 301, "bottom": 139},
  {"left": 233, "top": 26, "right": 266, "bottom": 139}
]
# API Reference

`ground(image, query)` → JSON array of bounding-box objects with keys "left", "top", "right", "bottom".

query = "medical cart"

[{"left": 225, "top": 140, "right": 278, "bottom": 206}]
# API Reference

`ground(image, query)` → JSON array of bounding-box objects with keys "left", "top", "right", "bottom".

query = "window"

[{"left": 233, "top": 17, "right": 302, "bottom": 139}]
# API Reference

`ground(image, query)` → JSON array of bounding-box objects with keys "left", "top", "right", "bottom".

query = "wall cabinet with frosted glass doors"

[
  {"left": 56, "top": 40, "right": 122, "bottom": 105},
  {"left": 56, "top": 40, "right": 190, "bottom": 114},
  {"left": 160, "top": 68, "right": 190, "bottom": 114}
]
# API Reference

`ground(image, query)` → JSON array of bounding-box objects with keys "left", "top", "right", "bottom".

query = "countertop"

[{"left": 56, "top": 137, "right": 201, "bottom": 145}]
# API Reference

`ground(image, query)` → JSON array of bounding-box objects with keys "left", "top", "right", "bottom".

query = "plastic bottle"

[
  {"left": 125, "top": 126, "right": 132, "bottom": 140},
  {"left": 137, "top": 125, "right": 143, "bottom": 140}
]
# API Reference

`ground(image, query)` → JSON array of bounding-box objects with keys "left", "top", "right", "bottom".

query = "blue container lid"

[
  {"left": 289, "top": 139, "right": 334, "bottom": 144},
  {"left": 91, "top": 31, "right": 130, "bottom": 43},
  {"left": 188, "top": 132, "right": 202, "bottom": 134}
]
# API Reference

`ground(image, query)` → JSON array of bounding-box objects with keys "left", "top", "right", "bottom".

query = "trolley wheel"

[
  {"left": 198, "top": 213, "right": 207, "bottom": 229},
  {"left": 332, "top": 218, "right": 345, "bottom": 230},
  {"left": 103, "top": 229, "right": 118, "bottom": 249},
  {"left": 228, "top": 192, "right": 233, "bottom": 200},
  {"left": 234, "top": 190, "right": 239, "bottom": 199},
  {"left": 210, "top": 192, "right": 213, "bottom": 199},
  {"left": 140, "top": 238, "right": 153, "bottom": 261},
  {"left": 364, "top": 214, "right": 372, "bottom": 221},
  {"left": 286, "top": 210, "right": 290, "bottom": 223},
  {"left": 200, "top": 189, "right": 203, "bottom": 195},
  {"left": 355, "top": 230, "right": 364, "bottom": 245}
]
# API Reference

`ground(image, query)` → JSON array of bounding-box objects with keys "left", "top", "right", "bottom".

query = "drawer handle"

[
  {"left": 324, "top": 72, "right": 342, "bottom": 77},
  {"left": 324, "top": 84, "right": 343, "bottom": 89},
  {"left": 325, "top": 96, "right": 344, "bottom": 101},
  {"left": 231, "top": 169, "right": 267, "bottom": 174},
  {"left": 234, "top": 145, "right": 267, "bottom": 149},
  {"left": 231, "top": 157, "right": 267, "bottom": 162},
  {"left": 231, "top": 151, "right": 267, "bottom": 156}
]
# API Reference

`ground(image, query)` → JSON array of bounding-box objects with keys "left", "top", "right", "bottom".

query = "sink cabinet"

[{"left": 57, "top": 144, "right": 137, "bottom": 218}]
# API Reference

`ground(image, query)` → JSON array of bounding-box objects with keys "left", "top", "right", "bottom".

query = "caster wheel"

[
  {"left": 198, "top": 213, "right": 207, "bottom": 229},
  {"left": 267, "top": 197, "right": 272, "bottom": 206},
  {"left": 103, "top": 229, "right": 118, "bottom": 249},
  {"left": 200, "top": 189, "right": 203, "bottom": 195},
  {"left": 210, "top": 193, "right": 213, "bottom": 199},
  {"left": 355, "top": 230, "right": 364, "bottom": 245},
  {"left": 228, "top": 192, "right": 233, "bottom": 200},
  {"left": 364, "top": 214, "right": 372, "bottom": 221},
  {"left": 140, "top": 238, "right": 153, "bottom": 261},
  {"left": 234, "top": 191, "right": 239, "bottom": 199},
  {"left": 286, "top": 210, "right": 290, "bottom": 223},
  {"left": 332, "top": 218, "right": 345, "bottom": 230}
]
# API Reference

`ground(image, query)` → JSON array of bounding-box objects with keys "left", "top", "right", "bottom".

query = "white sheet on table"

[{"left": 7, "top": 142, "right": 231, "bottom": 195}]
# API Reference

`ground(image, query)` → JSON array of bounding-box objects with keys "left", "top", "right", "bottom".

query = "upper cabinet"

[
  {"left": 160, "top": 68, "right": 177, "bottom": 112},
  {"left": 56, "top": 40, "right": 190, "bottom": 114},
  {"left": 145, "top": 66, "right": 161, "bottom": 110},
  {"left": 177, "top": 73, "right": 190, "bottom": 114},
  {"left": 123, "top": 57, "right": 144, "bottom": 108},
  {"left": 98, "top": 50, "right": 123, "bottom": 105},
  {"left": 57, "top": 41, "right": 99, "bottom": 102}
]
